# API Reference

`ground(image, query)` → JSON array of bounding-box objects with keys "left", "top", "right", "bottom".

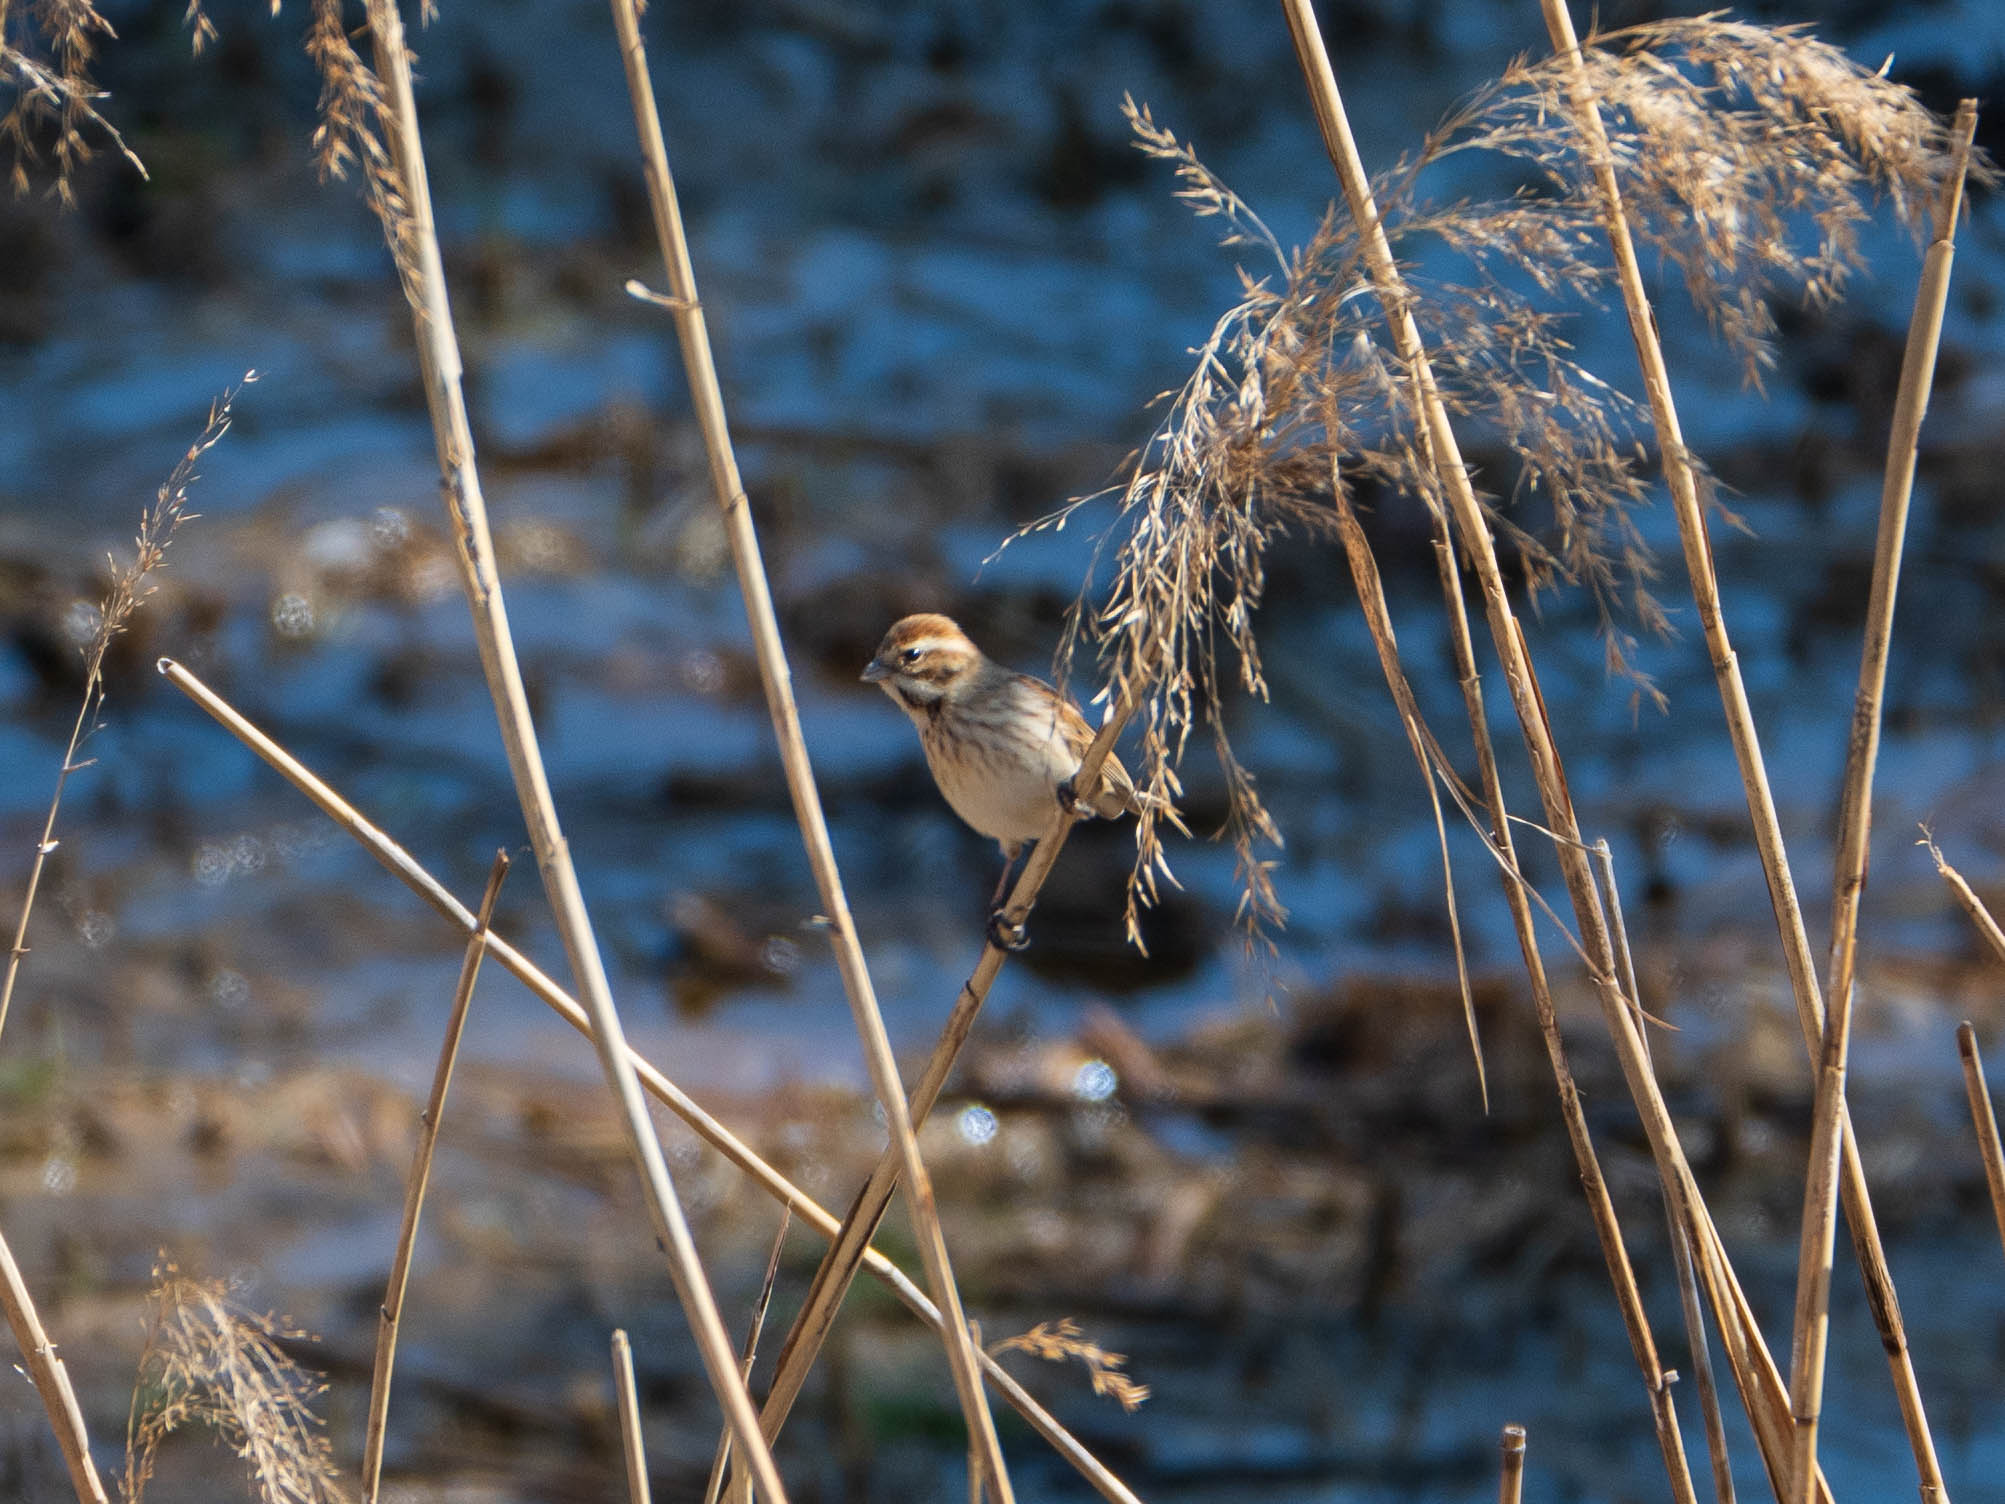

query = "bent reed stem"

[{"left": 154, "top": 657, "right": 1142, "bottom": 1504}]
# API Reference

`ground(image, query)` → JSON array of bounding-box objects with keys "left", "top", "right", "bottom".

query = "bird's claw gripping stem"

[{"left": 987, "top": 908, "right": 1030, "bottom": 952}]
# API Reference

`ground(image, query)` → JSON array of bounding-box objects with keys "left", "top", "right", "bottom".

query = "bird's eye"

[{"left": 900, "top": 647, "right": 922, "bottom": 664}]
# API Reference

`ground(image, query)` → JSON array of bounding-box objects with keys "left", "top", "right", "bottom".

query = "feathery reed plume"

[
  {"left": 121, "top": 1262, "right": 344, "bottom": 1504},
  {"left": 991, "top": 1319, "right": 1150, "bottom": 1414},
  {"left": 0, "top": 372, "right": 253, "bottom": 1048},
  {"left": 1, "top": 0, "right": 146, "bottom": 201}
]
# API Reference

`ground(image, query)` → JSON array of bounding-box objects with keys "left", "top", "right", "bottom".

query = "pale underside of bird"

[{"left": 861, "top": 612, "right": 1153, "bottom": 949}]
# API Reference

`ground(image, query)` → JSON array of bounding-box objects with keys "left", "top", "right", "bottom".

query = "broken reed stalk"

[
  {"left": 356, "top": 5, "right": 787, "bottom": 1497},
  {"left": 1284, "top": 2, "right": 1838, "bottom": 1495},
  {"left": 1532, "top": 4, "right": 1956, "bottom": 1497},
  {"left": 362, "top": 849, "right": 510, "bottom": 1504},
  {"left": 1924, "top": 838, "right": 2005, "bottom": 967},
  {"left": 1332, "top": 483, "right": 1695, "bottom": 1500},
  {"left": 0, "top": 1223, "right": 108, "bottom": 1504},
  {"left": 603, "top": 4, "right": 1009, "bottom": 1494},
  {"left": 612, "top": 1330, "right": 652, "bottom": 1504},
  {"left": 1497, "top": 1424, "right": 1527, "bottom": 1504},
  {"left": 1786, "top": 99, "right": 1976, "bottom": 1504},
  {"left": 742, "top": 702, "right": 1135, "bottom": 1472},
  {"left": 703, "top": 1213, "right": 791, "bottom": 1504},
  {"left": 153, "top": 658, "right": 1142, "bottom": 1504},
  {"left": 1955, "top": 1024, "right": 2005, "bottom": 1262}
]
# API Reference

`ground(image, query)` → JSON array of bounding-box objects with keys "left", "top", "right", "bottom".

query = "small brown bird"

[{"left": 862, "top": 613, "right": 1153, "bottom": 949}]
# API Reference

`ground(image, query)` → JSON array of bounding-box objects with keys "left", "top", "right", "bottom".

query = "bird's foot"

[
  {"left": 1055, "top": 775, "right": 1083, "bottom": 819},
  {"left": 987, "top": 908, "right": 1031, "bottom": 952}
]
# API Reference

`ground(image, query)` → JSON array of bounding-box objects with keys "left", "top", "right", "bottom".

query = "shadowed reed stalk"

[
  {"left": 1330, "top": 481, "right": 1695, "bottom": 1499},
  {"left": 361, "top": 849, "right": 510, "bottom": 1504},
  {"left": 0, "top": 1223, "right": 107, "bottom": 1504},
  {"left": 1955, "top": 1024, "right": 2005, "bottom": 1263},
  {"left": 331, "top": 3, "right": 789, "bottom": 1496},
  {"left": 1529, "top": 5, "right": 1968, "bottom": 1494},
  {"left": 1, "top": 374, "right": 251, "bottom": 1049},
  {"left": 1781, "top": 99, "right": 1976, "bottom": 1504},
  {"left": 603, "top": 3, "right": 1012, "bottom": 1494},
  {"left": 154, "top": 658, "right": 1144, "bottom": 1504},
  {"left": 612, "top": 1329, "right": 651, "bottom": 1504},
  {"left": 703, "top": 1212, "right": 790, "bottom": 1504},
  {"left": 1497, "top": 1424, "right": 1526, "bottom": 1504}
]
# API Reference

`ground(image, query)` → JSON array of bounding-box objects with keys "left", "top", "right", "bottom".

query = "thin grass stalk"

[
  {"left": 1498, "top": 1424, "right": 1527, "bottom": 1504},
  {"left": 0, "top": 1222, "right": 107, "bottom": 1504},
  {"left": 153, "top": 657, "right": 1142, "bottom": 1504},
  {"left": 1281, "top": 4, "right": 1797, "bottom": 1492},
  {"left": 355, "top": 5, "right": 787, "bottom": 1498},
  {"left": 1335, "top": 486, "right": 1695, "bottom": 1500},
  {"left": 603, "top": 6, "right": 1010, "bottom": 1493},
  {"left": 744, "top": 704, "right": 1136, "bottom": 1473},
  {"left": 612, "top": 1330, "right": 652, "bottom": 1504},
  {"left": 1532, "top": 4, "right": 1952, "bottom": 1496},
  {"left": 1785, "top": 99, "right": 1977, "bottom": 1504},
  {"left": 362, "top": 849, "right": 510, "bottom": 1503},
  {"left": 704, "top": 1213, "right": 791, "bottom": 1504},
  {"left": 1955, "top": 1023, "right": 2005, "bottom": 1262},
  {"left": 1924, "top": 838, "right": 2005, "bottom": 966},
  {"left": 1597, "top": 840, "right": 1735, "bottom": 1504},
  {"left": 0, "top": 693, "right": 93, "bottom": 1047}
]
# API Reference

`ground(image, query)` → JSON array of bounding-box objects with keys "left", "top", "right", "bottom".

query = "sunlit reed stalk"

[
  {"left": 612, "top": 1329, "right": 651, "bottom": 1504},
  {"left": 363, "top": 849, "right": 510, "bottom": 1504},
  {"left": 350, "top": 3, "right": 787, "bottom": 1496},
  {"left": 1784, "top": 98, "right": 1976, "bottom": 1504},
  {"left": 1955, "top": 1024, "right": 2005, "bottom": 1263},
  {"left": 0, "top": 1222, "right": 107, "bottom": 1504},
  {"left": 602, "top": 4, "right": 1010, "bottom": 1493},
  {"left": 703, "top": 1213, "right": 790, "bottom": 1504},
  {"left": 154, "top": 657, "right": 1143, "bottom": 1504},
  {"left": 0, "top": 375, "right": 249, "bottom": 1048},
  {"left": 740, "top": 700, "right": 1135, "bottom": 1475},
  {"left": 1497, "top": 1424, "right": 1526, "bottom": 1504}
]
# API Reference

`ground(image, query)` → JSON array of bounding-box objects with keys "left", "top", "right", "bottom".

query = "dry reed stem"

[
  {"left": 153, "top": 658, "right": 1142, "bottom": 1504},
  {"left": 703, "top": 1213, "right": 790, "bottom": 1504},
  {"left": 1332, "top": 484, "right": 1694, "bottom": 1495},
  {"left": 1786, "top": 99, "right": 1976, "bottom": 1504},
  {"left": 1955, "top": 1023, "right": 2005, "bottom": 1263},
  {"left": 362, "top": 849, "right": 510, "bottom": 1504},
  {"left": 603, "top": 5, "right": 1010, "bottom": 1494},
  {"left": 738, "top": 704, "right": 1135, "bottom": 1474},
  {"left": 0, "top": 375, "right": 249, "bottom": 1047},
  {"left": 1923, "top": 836, "right": 2005, "bottom": 966},
  {"left": 1597, "top": 840, "right": 1735, "bottom": 1504},
  {"left": 612, "top": 1330, "right": 651, "bottom": 1504},
  {"left": 1532, "top": 5, "right": 1952, "bottom": 1496},
  {"left": 1497, "top": 1424, "right": 1526, "bottom": 1504},
  {"left": 1286, "top": 4, "right": 1853, "bottom": 1496},
  {"left": 0, "top": 1220, "right": 107, "bottom": 1504},
  {"left": 350, "top": 4, "right": 787, "bottom": 1497}
]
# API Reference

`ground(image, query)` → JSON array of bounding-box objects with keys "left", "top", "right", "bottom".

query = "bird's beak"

[{"left": 860, "top": 658, "right": 891, "bottom": 684}]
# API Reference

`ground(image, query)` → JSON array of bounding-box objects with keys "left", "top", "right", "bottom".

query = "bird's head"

[{"left": 862, "top": 614, "right": 981, "bottom": 710}]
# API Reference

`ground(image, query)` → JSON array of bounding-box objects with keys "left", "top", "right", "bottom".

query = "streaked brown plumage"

[{"left": 861, "top": 613, "right": 1153, "bottom": 945}]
